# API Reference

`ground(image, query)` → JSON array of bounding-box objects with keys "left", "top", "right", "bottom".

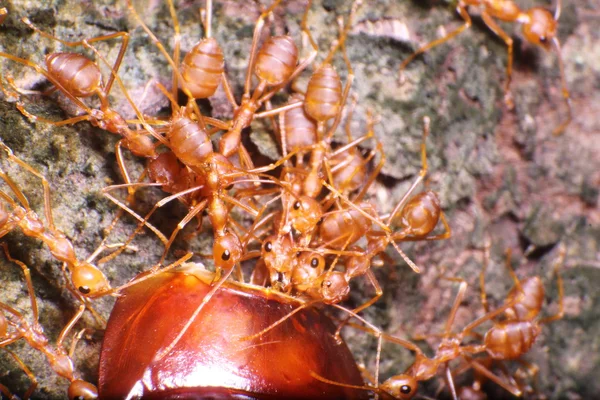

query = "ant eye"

[
  {"left": 79, "top": 286, "right": 91, "bottom": 295},
  {"left": 540, "top": 36, "right": 547, "bottom": 43},
  {"left": 264, "top": 241, "right": 273, "bottom": 252},
  {"left": 293, "top": 201, "right": 301, "bottom": 210},
  {"left": 310, "top": 257, "right": 319, "bottom": 268},
  {"left": 296, "top": 251, "right": 301, "bottom": 257},
  {"left": 400, "top": 385, "right": 411, "bottom": 394},
  {"left": 324, "top": 280, "right": 332, "bottom": 288},
  {"left": 221, "top": 250, "right": 231, "bottom": 261}
]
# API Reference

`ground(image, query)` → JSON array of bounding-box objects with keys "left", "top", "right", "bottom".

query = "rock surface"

[{"left": 0, "top": 0, "right": 598, "bottom": 398}]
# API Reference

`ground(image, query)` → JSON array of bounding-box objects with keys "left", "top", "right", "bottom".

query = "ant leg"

[
  {"left": 56, "top": 303, "right": 86, "bottom": 350},
  {"left": 240, "top": 300, "right": 318, "bottom": 342},
  {"left": 4, "top": 349, "right": 38, "bottom": 399},
  {"left": 480, "top": 12, "right": 515, "bottom": 109},
  {"left": 0, "top": 144, "right": 55, "bottom": 230},
  {"left": 17, "top": 103, "right": 91, "bottom": 126},
  {"left": 386, "top": 116, "right": 430, "bottom": 225},
  {"left": 124, "top": 0, "right": 203, "bottom": 120},
  {"left": 68, "top": 328, "right": 94, "bottom": 359},
  {"left": 398, "top": 4, "right": 472, "bottom": 84},
  {"left": 0, "top": 382, "right": 14, "bottom": 399},
  {"left": 253, "top": 101, "right": 304, "bottom": 119},
  {"left": 165, "top": 0, "right": 181, "bottom": 104},
  {"left": 354, "top": 130, "right": 386, "bottom": 202},
  {"left": 479, "top": 238, "right": 492, "bottom": 313},
  {"left": 257, "top": 1, "right": 319, "bottom": 104},
  {"left": 334, "top": 270, "right": 382, "bottom": 339},
  {"left": 539, "top": 245, "right": 565, "bottom": 324},
  {"left": 157, "top": 199, "right": 209, "bottom": 265},
  {"left": 444, "top": 364, "right": 459, "bottom": 400},
  {"left": 153, "top": 266, "right": 236, "bottom": 363},
  {"left": 324, "top": 15, "right": 356, "bottom": 142},
  {"left": 551, "top": 38, "right": 572, "bottom": 135},
  {"left": 469, "top": 359, "right": 523, "bottom": 397},
  {"left": 1, "top": 244, "right": 38, "bottom": 323},
  {"left": 0, "top": 7, "right": 6, "bottom": 25},
  {"left": 243, "top": 0, "right": 283, "bottom": 96},
  {"left": 309, "top": 370, "right": 375, "bottom": 395},
  {"left": 503, "top": 248, "right": 523, "bottom": 291}
]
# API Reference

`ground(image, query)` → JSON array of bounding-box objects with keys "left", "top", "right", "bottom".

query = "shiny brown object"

[{"left": 99, "top": 266, "right": 367, "bottom": 400}]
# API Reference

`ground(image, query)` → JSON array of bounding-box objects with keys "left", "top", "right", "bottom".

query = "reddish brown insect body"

[
  {"left": 180, "top": 38, "right": 224, "bottom": 99},
  {"left": 99, "top": 266, "right": 367, "bottom": 400}
]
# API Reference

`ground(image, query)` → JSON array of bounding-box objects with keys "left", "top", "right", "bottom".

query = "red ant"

[
  {"left": 0, "top": 244, "right": 98, "bottom": 399},
  {"left": 0, "top": 16, "right": 164, "bottom": 158},
  {"left": 309, "top": 276, "right": 533, "bottom": 400},
  {"left": 126, "top": 0, "right": 317, "bottom": 168},
  {"left": 399, "top": 0, "right": 572, "bottom": 135}
]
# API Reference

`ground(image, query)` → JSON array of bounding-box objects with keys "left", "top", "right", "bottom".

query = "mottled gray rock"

[{"left": 0, "top": 0, "right": 598, "bottom": 399}]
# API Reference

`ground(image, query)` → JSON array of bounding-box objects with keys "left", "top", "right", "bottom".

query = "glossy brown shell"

[{"left": 99, "top": 267, "right": 367, "bottom": 400}]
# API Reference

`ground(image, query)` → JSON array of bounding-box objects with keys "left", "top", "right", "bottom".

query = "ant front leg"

[
  {"left": 479, "top": 12, "right": 515, "bottom": 109},
  {"left": 3, "top": 349, "right": 38, "bottom": 399},
  {"left": 399, "top": 3, "right": 472, "bottom": 84}
]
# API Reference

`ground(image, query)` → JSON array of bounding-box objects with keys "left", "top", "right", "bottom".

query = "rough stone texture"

[{"left": 0, "top": 0, "right": 598, "bottom": 399}]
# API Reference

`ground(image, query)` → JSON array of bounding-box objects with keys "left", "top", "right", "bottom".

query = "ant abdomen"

[
  {"left": 304, "top": 65, "right": 343, "bottom": 122},
  {"left": 484, "top": 320, "right": 541, "bottom": 360},
  {"left": 180, "top": 38, "right": 224, "bottom": 99},
  {"left": 168, "top": 116, "right": 213, "bottom": 168},
  {"left": 282, "top": 94, "right": 317, "bottom": 152},
  {"left": 505, "top": 276, "right": 545, "bottom": 321},
  {"left": 397, "top": 191, "right": 441, "bottom": 237},
  {"left": 255, "top": 36, "right": 298, "bottom": 86},
  {"left": 46, "top": 53, "right": 102, "bottom": 98},
  {"left": 319, "top": 206, "right": 372, "bottom": 249}
]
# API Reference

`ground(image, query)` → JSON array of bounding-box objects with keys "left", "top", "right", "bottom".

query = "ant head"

[
  {"left": 67, "top": 379, "right": 98, "bottom": 400},
  {"left": 71, "top": 263, "right": 110, "bottom": 296},
  {"left": 292, "top": 253, "right": 326, "bottom": 289},
  {"left": 289, "top": 196, "right": 322, "bottom": 234},
  {"left": 262, "top": 234, "right": 294, "bottom": 272},
  {"left": 380, "top": 374, "right": 418, "bottom": 400},
  {"left": 213, "top": 231, "right": 242, "bottom": 272},
  {"left": 399, "top": 191, "right": 441, "bottom": 237},
  {"left": 522, "top": 8, "right": 557, "bottom": 50},
  {"left": 319, "top": 271, "right": 350, "bottom": 304}
]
